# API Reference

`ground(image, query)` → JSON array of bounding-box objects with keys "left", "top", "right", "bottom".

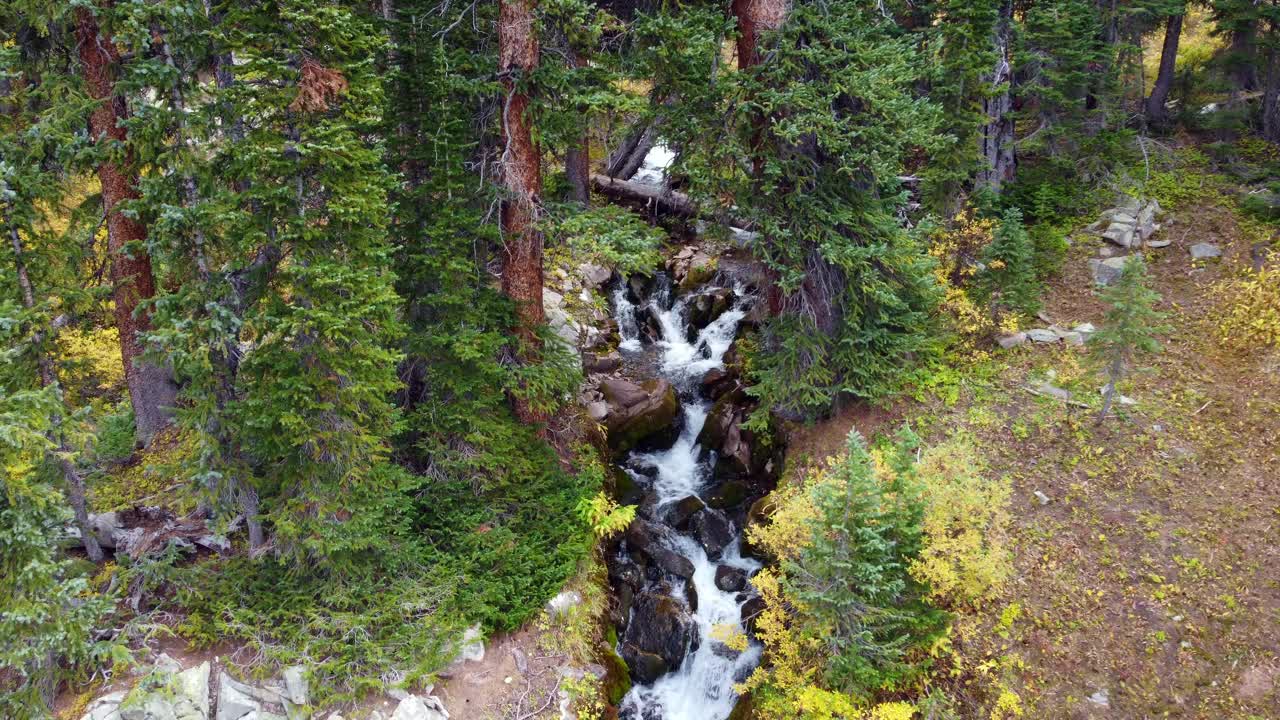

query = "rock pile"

[
  {"left": 1087, "top": 197, "right": 1165, "bottom": 250},
  {"left": 997, "top": 323, "right": 1095, "bottom": 349}
]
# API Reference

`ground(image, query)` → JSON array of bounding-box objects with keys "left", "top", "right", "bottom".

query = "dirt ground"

[{"left": 789, "top": 192, "right": 1280, "bottom": 718}]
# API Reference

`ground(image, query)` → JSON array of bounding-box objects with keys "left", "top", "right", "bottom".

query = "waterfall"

[{"left": 612, "top": 278, "right": 761, "bottom": 720}]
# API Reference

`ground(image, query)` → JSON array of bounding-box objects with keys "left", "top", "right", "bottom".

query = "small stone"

[
  {"left": 543, "top": 289, "right": 565, "bottom": 308},
  {"left": 1027, "top": 328, "right": 1059, "bottom": 343},
  {"left": 579, "top": 263, "right": 612, "bottom": 289},
  {"left": 80, "top": 691, "right": 127, "bottom": 720},
  {"left": 1072, "top": 322, "right": 1096, "bottom": 337},
  {"left": 1112, "top": 212, "right": 1137, "bottom": 225},
  {"left": 216, "top": 674, "right": 260, "bottom": 720},
  {"left": 1098, "top": 246, "right": 1114, "bottom": 257},
  {"left": 1091, "top": 256, "right": 1128, "bottom": 286},
  {"left": 1061, "top": 331, "right": 1084, "bottom": 346},
  {"left": 546, "top": 590, "right": 583, "bottom": 619},
  {"left": 586, "top": 401, "right": 609, "bottom": 422},
  {"left": 282, "top": 666, "right": 307, "bottom": 706},
  {"left": 1190, "top": 243, "right": 1221, "bottom": 259},
  {"left": 1146, "top": 238, "right": 1171, "bottom": 249},
  {"left": 996, "top": 332, "right": 1027, "bottom": 349},
  {"left": 455, "top": 625, "right": 484, "bottom": 664},
  {"left": 1087, "top": 689, "right": 1110, "bottom": 708},
  {"left": 390, "top": 696, "right": 449, "bottom": 720},
  {"left": 1033, "top": 491, "right": 1051, "bottom": 505}
]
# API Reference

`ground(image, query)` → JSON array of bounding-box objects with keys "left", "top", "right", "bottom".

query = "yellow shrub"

[
  {"left": 929, "top": 213, "right": 999, "bottom": 342},
  {"left": 1214, "top": 264, "right": 1280, "bottom": 352},
  {"left": 56, "top": 326, "right": 124, "bottom": 402},
  {"left": 868, "top": 701, "right": 915, "bottom": 720},
  {"left": 910, "top": 438, "right": 1012, "bottom": 607}
]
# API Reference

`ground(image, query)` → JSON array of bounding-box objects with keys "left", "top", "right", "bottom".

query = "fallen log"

[{"left": 590, "top": 173, "right": 699, "bottom": 217}]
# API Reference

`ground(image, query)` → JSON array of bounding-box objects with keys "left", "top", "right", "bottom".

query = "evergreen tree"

[
  {"left": 1089, "top": 255, "right": 1169, "bottom": 420},
  {"left": 72, "top": 2, "right": 179, "bottom": 446},
  {"left": 126, "top": 0, "right": 405, "bottom": 564},
  {"left": 671, "top": 0, "right": 945, "bottom": 419},
  {"left": 788, "top": 429, "right": 945, "bottom": 692},
  {"left": 976, "top": 207, "right": 1041, "bottom": 320}
]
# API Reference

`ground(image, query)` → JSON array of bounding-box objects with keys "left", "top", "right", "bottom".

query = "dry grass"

[{"left": 788, "top": 193, "right": 1280, "bottom": 718}]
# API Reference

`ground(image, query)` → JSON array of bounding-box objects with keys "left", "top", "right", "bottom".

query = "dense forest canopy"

[{"left": 2, "top": 0, "right": 1279, "bottom": 717}]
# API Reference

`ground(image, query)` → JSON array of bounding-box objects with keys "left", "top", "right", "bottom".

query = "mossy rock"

[
  {"left": 610, "top": 466, "right": 643, "bottom": 506},
  {"left": 600, "top": 641, "right": 632, "bottom": 705},
  {"left": 705, "top": 480, "right": 748, "bottom": 510},
  {"left": 607, "top": 380, "right": 680, "bottom": 453}
]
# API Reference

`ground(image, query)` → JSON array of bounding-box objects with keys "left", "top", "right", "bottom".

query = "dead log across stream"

[{"left": 589, "top": 173, "right": 699, "bottom": 217}]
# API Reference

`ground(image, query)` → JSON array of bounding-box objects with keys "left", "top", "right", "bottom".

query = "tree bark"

[
  {"left": 732, "top": 0, "right": 789, "bottom": 178},
  {"left": 1144, "top": 13, "right": 1183, "bottom": 128},
  {"left": 605, "top": 121, "right": 656, "bottom": 180},
  {"left": 975, "top": 0, "right": 1016, "bottom": 194},
  {"left": 75, "top": 6, "right": 177, "bottom": 446},
  {"left": 1264, "top": 48, "right": 1280, "bottom": 143},
  {"left": 498, "top": 0, "right": 546, "bottom": 423},
  {"left": 565, "top": 49, "right": 592, "bottom": 206}
]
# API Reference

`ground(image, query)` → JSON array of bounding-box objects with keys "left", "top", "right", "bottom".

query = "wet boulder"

[
  {"left": 739, "top": 594, "right": 766, "bottom": 634},
  {"left": 624, "top": 519, "right": 695, "bottom": 579},
  {"left": 620, "top": 645, "right": 668, "bottom": 685},
  {"left": 601, "top": 377, "right": 680, "bottom": 453},
  {"left": 685, "top": 288, "right": 734, "bottom": 335},
  {"left": 690, "top": 508, "right": 734, "bottom": 560},
  {"left": 666, "top": 496, "right": 707, "bottom": 529},
  {"left": 715, "top": 565, "right": 748, "bottom": 593},
  {"left": 705, "top": 479, "right": 748, "bottom": 510},
  {"left": 699, "top": 392, "right": 766, "bottom": 479},
  {"left": 624, "top": 592, "right": 699, "bottom": 672}
]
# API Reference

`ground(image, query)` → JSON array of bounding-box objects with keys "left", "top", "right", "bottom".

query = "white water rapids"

[{"left": 614, "top": 280, "right": 762, "bottom": 720}]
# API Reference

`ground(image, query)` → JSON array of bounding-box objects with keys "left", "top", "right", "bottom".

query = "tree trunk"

[
  {"left": 731, "top": 0, "right": 790, "bottom": 315},
  {"left": 1264, "top": 49, "right": 1280, "bottom": 143},
  {"left": 1228, "top": 23, "right": 1259, "bottom": 93},
  {"left": 975, "top": 0, "right": 1016, "bottom": 194},
  {"left": 565, "top": 49, "right": 591, "bottom": 206},
  {"left": 1144, "top": 13, "right": 1182, "bottom": 128},
  {"left": 605, "top": 121, "right": 656, "bottom": 180},
  {"left": 7, "top": 220, "right": 104, "bottom": 563},
  {"left": 590, "top": 173, "right": 699, "bottom": 216},
  {"left": 498, "top": 0, "right": 546, "bottom": 423},
  {"left": 74, "top": 6, "right": 177, "bottom": 446},
  {"left": 732, "top": 0, "right": 789, "bottom": 177}
]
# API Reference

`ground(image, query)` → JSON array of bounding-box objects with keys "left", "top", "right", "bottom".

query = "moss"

[{"left": 599, "top": 641, "right": 632, "bottom": 705}]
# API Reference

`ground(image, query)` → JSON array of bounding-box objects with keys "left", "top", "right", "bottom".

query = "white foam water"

[
  {"left": 616, "top": 281, "right": 760, "bottom": 720},
  {"left": 631, "top": 144, "right": 676, "bottom": 186}
]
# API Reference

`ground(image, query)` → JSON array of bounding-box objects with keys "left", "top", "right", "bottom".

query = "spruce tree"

[
  {"left": 977, "top": 207, "right": 1041, "bottom": 320},
  {"left": 1089, "top": 255, "right": 1169, "bottom": 420},
  {"left": 788, "top": 429, "right": 945, "bottom": 692}
]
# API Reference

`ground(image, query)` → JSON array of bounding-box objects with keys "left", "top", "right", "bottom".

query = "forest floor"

[{"left": 789, "top": 183, "right": 1280, "bottom": 718}]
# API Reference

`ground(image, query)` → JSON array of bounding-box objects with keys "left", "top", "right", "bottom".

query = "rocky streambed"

[{"left": 580, "top": 258, "right": 779, "bottom": 720}]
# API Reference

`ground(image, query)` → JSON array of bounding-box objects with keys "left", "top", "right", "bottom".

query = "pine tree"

[{"left": 1089, "top": 255, "right": 1169, "bottom": 420}]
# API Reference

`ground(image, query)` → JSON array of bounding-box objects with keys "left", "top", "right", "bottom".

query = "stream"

[{"left": 610, "top": 275, "right": 765, "bottom": 720}]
